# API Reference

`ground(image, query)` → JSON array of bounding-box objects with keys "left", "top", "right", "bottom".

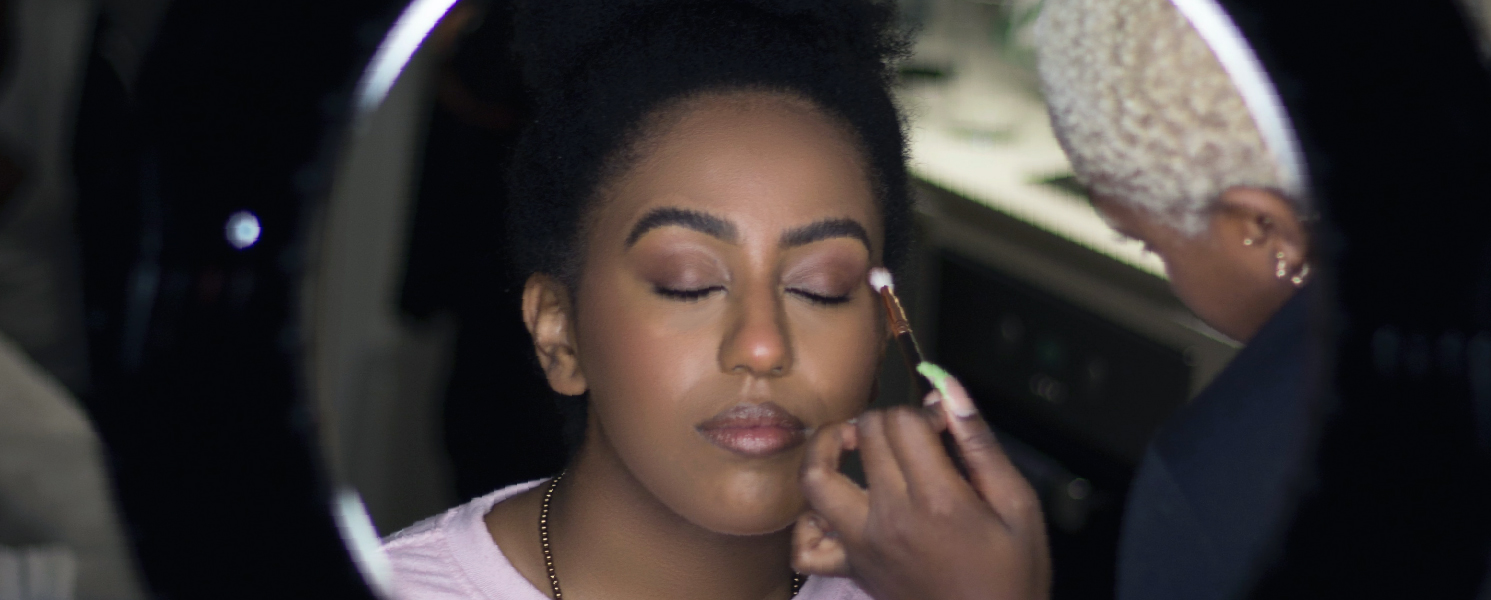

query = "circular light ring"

[
  {"left": 1168, "top": 0, "right": 1310, "bottom": 204},
  {"left": 352, "top": 0, "right": 460, "bottom": 119}
]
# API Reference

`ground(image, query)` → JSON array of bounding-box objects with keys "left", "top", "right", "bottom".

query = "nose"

[{"left": 719, "top": 283, "right": 792, "bottom": 377}]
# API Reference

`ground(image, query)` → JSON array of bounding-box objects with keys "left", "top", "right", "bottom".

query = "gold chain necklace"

[{"left": 539, "top": 472, "right": 807, "bottom": 599}]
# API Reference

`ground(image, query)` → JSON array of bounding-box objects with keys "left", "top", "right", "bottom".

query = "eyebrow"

[
  {"left": 623, "top": 207, "right": 872, "bottom": 253},
  {"left": 625, "top": 207, "right": 738, "bottom": 248},
  {"left": 780, "top": 218, "right": 872, "bottom": 253}
]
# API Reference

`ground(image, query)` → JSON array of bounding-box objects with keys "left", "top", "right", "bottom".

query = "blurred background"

[{"left": 0, "top": 0, "right": 1488, "bottom": 598}]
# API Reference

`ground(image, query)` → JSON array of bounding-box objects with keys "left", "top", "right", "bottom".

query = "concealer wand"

[{"left": 868, "top": 267, "right": 971, "bottom": 475}]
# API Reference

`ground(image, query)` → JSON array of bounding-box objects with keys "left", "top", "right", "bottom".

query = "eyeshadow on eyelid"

[
  {"left": 636, "top": 251, "right": 727, "bottom": 284},
  {"left": 783, "top": 266, "right": 855, "bottom": 290}
]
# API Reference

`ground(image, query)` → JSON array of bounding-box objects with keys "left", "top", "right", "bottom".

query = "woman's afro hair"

[{"left": 506, "top": 0, "right": 913, "bottom": 284}]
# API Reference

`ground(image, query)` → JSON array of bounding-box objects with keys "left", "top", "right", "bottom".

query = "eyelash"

[
  {"left": 655, "top": 286, "right": 725, "bottom": 302},
  {"left": 653, "top": 286, "right": 851, "bottom": 306},
  {"left": 790, "top": 289, "right": 851, "bottom": 306}
]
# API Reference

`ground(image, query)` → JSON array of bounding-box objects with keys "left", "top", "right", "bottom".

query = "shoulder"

[
  {"left": 1145, "top": 289, "right": 1314, "bottom": 486},
  {"left": 1117, "top": 291, "right": 1317, "bottom": 600},
  {"left": 382, "top": 508, "right": 483, "bottom": 600},
  {"left": 382, "top": 479, "right": 551, "bottom": 600}
]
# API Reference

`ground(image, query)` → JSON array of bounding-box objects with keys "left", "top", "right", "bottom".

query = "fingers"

[
  {"left": 799, "top": 423, "right": 870, "bottom": 532},
  {"left": 935, "top": 373, "right": 1042, "bottom": 526},
  {"left": 919, "top": 392, "right": 950, "bottom": 435},
  {"left": 881, "top": 406, "right": 970, "bottom": 510},
  {"left": 791, "top": 512, "right": 852, "bottom": 577},
  {"left": 856, "top": 411, "right": 909, "bottom": 499}
]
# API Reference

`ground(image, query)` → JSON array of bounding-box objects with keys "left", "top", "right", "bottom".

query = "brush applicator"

[
  {"left": 869, "top": 267, "right": 931, "bottom": 397},
  {"left": 869, "top": 267, "right": 972, "bottom": 473},
  {"left": 869, "top": 267, "right": 975, "bottom": 418}
]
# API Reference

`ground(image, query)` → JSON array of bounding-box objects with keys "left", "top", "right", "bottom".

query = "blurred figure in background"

[
  {"left": 0, "top": 0, "right": 92, "bottom": 398},
  {"left": 0, "top": 0, "right": 162, "bottom": 597},
  {"left": 1038, "top": 0, "right": 1314, "bottom": 596},
  {"left": 794, "top": 0, "right": 1323, "bottom": 598}
]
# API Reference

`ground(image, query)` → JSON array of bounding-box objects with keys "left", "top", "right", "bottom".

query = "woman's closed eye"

[
  {"left": 655, "top": 285, "right": 726, "bottom": 302},
  {"left": 781, "top": 257, "right": 863, "bottom": 307},
  {"left": 654, "top": 285, "right": 848, "bottom": 305},
  {"left": 787, "top": 287, "right": 851, "bottom": 306}
]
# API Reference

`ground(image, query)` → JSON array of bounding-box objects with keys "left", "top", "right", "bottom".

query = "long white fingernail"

[
  {"left": 946, "top": 386, "right": 978, "bottom": 419},
  {"left": 917, "top": 362, "right": 977, "bottom": 419},
  {"left": 923, "top": 390, "right": 942, "bottom": 407}
]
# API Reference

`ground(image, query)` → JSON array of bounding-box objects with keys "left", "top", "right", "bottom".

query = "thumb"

[{"left": 792, "top": 512, "right": 852, "bottom": 577}]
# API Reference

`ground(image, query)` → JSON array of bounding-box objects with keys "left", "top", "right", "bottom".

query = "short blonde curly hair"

[{"left": 1035, "top": 0, "right": 1296, "bottom": 236}]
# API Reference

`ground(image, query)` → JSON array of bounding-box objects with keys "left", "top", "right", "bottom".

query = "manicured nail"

[
  {"left": 923, "top": 390, "right": 942, "bottom": 407},
  {"left": 916, "top": 362, "right": 977, "bottom": 419}
]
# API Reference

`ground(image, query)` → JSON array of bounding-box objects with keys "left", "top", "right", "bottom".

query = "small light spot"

[
  {"left": 1066, "top": 478, "right": 1092, "bottom": 500},
  {"left": 226, "top": 211, "right": 261, "bottom": 250}
]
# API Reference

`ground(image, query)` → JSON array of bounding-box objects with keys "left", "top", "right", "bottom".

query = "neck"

[{"left": 549, "top": 424, "right": 797, "bottom": 600}]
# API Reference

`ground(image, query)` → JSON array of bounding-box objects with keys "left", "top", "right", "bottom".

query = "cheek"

[
  {"left": 789, "top": 300, "right": 882, "bottom": 418},
  {"left": 575, "top": 281, "right": 719, "bottom": 428},
  {"left": 1158, "top": 246, "right": 1244, "bottom": 332},
  {"left": 1160, "top": 254, "right": 1208, "bottom": 307}
]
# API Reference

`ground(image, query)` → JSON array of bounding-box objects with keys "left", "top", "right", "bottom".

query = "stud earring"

[
  {"left": 1243, "top": 238, "right": 1254, "bottom": 246},
  {"left": 1275, "top": 252, "right": 1288, "bottom": 278},
  {"left": 1291, "top": 263, "right": 1311, "bottom": 288}
]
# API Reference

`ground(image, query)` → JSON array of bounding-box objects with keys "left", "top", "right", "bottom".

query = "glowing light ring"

[
  {"left": 352, "top": 0, "right": 460, "bottom": 118},
  {"left": 333, "top": 488, "right": 396, "bottom": 598},
  {"left": 1168, "top": 0, "right": 1309, "bottom": 202}
]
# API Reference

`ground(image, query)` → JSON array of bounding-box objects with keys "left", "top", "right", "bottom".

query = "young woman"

[{"left": 383, "top": 1, "right": 911, "bottom": 599}]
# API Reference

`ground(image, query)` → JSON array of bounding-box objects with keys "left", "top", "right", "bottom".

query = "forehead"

[{"left": 595, "top": 92, "right": 881, "bottom": 245}]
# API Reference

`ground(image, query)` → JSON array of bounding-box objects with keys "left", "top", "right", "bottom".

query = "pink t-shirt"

[{"left": 383, "top": 478, "right": 872, "bottom": 600}]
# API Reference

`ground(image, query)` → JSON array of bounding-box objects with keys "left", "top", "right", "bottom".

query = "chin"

[
  {"left": 674, "top": 466, "right": 805, "bottom": 536},
  {"left": 692, "top": 502, "right": 802, "bottom": 536}
]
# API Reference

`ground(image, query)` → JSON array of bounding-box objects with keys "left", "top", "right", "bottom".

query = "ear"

[
  {"left": 522, "top": 274, "right": 588, "bottom": 396},
  {"left": 1212, "top": 186, "right": 1311, "bottom": 285}
]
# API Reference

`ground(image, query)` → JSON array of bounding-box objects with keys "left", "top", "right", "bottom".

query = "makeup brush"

[
  {"left": 870, "top": 267, "right": 971, "bottom": 475},
  {"left": 870, "top": 267, "right": 933, "bottom": 398}
]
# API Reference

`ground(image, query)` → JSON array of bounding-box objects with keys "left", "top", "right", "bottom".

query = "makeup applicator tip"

[{"left": 869, "top": 267, "right": 894, "bottom": 293}]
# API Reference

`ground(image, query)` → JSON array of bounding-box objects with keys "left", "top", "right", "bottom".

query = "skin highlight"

[{"left": 487, "top": 91, "right": 888, "bottom": 600}]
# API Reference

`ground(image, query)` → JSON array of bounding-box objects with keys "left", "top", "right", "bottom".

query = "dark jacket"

[{"left": 1117, "top": 289, "right": 1315, "bottom": 600}]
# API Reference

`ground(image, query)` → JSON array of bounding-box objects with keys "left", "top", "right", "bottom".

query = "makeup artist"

[{"left": 793, "top": 0, "right": 1317, "bottom": 598}]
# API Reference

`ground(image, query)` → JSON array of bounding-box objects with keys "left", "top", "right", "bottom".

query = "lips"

[{"left": 695, "top": 402, "right": 808, "bottom": 457}]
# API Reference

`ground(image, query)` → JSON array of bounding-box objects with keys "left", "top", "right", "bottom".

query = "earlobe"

[
  {"left": 1216, "top": 186, "right": 1311, "bottom": 283},
  {"left": 522, "top": 274, "right": 589, "bottom": 396}
]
